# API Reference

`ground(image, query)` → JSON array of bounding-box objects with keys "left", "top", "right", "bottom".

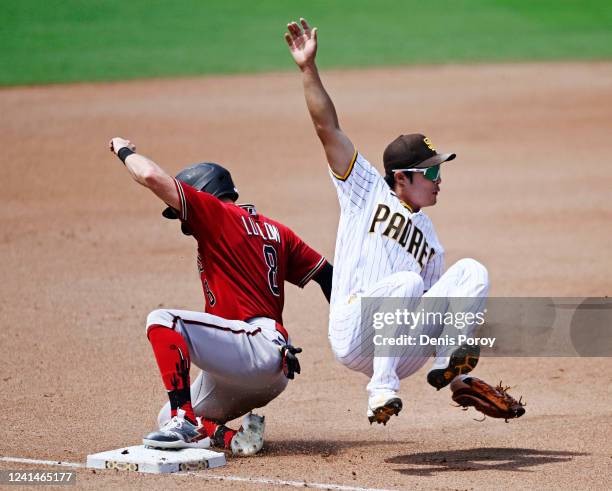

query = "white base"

[{"left": 86, "top": 445, "right": 226, "bottom": 474}]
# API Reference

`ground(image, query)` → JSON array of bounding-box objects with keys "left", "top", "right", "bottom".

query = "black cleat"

[{"left": 427, "top": 344, "right": 480, "bottom": 390}]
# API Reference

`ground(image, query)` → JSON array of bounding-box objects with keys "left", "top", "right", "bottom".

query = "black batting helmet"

[{"left": 162, "top": 162, "right": 239, "bottom": 220}]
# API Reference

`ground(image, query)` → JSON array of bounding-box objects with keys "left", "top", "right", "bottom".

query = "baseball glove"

[{"left": 451, "top": 376, "right": 526, "bottom": 422}]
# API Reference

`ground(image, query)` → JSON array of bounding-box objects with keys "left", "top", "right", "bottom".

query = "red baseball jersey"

[{"left": 173, "top": 179, "right": 326, "bottom": 326}]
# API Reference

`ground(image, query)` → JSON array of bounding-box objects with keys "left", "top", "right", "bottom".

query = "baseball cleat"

[
  {"left": 367, "top": 392, "right": 403, "bottom": 425},
  {"left": 143, "top": 416, "right": 210, "bottom": 450},
  {"left": 427, "top": 344, "right": 480, "bottom": 390},
  {"left": 229, "top": 413, "right": 265, "bottom": 457}
]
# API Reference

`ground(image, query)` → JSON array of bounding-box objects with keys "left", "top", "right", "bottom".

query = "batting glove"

[{"left": 280, "top": 345, "right": 302, "bottom": 379}]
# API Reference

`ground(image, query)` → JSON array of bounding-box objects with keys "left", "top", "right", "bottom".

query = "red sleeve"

[
  {"left": 284, "top": 227, "right": 327, "bottom": 288},
  {"left": 173, "top": 179, "right": 225, "bottom": 240}
]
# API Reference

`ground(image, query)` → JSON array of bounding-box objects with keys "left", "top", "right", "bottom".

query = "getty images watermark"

[
  {"left": 372, "top": 307, "right": 494, "bottom": 348},
  {"left": 359, "top": 297, "right": 612, "bottom": 357}
]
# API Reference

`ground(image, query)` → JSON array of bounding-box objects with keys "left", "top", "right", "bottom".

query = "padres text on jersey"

[{"left": 329, "top": 151, "right": 444, "bottom": 306}]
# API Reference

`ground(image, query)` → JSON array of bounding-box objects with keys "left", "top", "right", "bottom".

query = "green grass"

[{"left": 1, "top": 0, "right": 611, "bottom": 85}]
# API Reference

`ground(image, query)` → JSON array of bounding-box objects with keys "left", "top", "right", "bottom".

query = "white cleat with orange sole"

[{"left": 367, "top": 392, "right": 403, "bottom": 425}]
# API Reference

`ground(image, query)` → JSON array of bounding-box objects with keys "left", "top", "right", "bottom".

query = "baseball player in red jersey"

[{"left": 108, "top": 137, "right": 331, "bottom": 456}]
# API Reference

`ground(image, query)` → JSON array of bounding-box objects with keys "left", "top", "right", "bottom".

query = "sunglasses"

[{"left": 393, "top": 165, "right": 441, "bottom": 181}]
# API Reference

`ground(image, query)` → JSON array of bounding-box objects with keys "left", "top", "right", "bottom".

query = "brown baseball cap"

[{"left": 383, "top": 133, "right": 456, "bottom": 174}]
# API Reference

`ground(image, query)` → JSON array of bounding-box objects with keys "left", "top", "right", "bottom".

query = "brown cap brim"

[{"left": 412, "top": 152, "right": 456, "bottom": 169}]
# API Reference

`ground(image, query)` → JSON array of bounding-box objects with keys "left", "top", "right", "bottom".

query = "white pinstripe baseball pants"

[{"left": 328, "top": 258, "right": 489, "bottom": 397}]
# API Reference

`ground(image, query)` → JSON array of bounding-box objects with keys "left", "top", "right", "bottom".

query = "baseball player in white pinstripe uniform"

[{"left": 286, "top": 19, "right": 493, "bottom": 425}]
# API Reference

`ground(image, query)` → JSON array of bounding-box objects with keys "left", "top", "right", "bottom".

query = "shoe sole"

[
  {"left": 427, "top": 344, "right": 480, "bottom": 390},
  {"left": 142, "top": 437, "right": 210, "bottom": 450},
  {"left": 231, "top": 433, "right": 264, "bottom": 456},
  {"left": 368, "top": 398, "right": 403, "bottom": 425},
  {"left": 231, "top": 413, "right": 265, "bottom": 456}
]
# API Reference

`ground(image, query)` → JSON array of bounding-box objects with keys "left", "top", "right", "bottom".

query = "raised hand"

[
  {"left": 109, "top": 137, "right": 135, "bottom": 155},
  {"left": 284, "top": 18, "right": 318, "bottom": 69}
]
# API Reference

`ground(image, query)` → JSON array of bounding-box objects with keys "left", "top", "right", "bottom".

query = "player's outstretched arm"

[
  {"left": 285, "top": 18, "right": 355, "bottom": 177},
  {"left": 108, "top": 137, "right": 180, "bottom": 210}
]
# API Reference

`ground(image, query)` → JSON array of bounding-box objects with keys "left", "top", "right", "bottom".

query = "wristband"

[{"left": 117, "top": 147, "right": 135, "bottom": 164}]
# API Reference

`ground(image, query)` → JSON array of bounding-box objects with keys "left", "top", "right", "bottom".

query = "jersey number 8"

[{"left": 263, "top": 245, "right": 280, "bottom": 297}]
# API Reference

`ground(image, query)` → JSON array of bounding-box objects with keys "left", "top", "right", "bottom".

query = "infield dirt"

[{"left": 1, "top": 62, "right": 611, "bottom": 489}]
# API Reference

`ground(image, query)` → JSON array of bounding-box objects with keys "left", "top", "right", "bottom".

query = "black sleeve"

[{"left": 312, "top": 262, "right": 333, "bottom": 303}]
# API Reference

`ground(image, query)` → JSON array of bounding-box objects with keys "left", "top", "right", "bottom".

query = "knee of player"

[
  {"left": 145, "top": 309, "right": 174, "bottom": 334},
  {"left": 393, "top": 271, "right": 425, "bottom": 297},
  {"left": 458, "top": 258, "right": 489, "bottom": 291}
]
